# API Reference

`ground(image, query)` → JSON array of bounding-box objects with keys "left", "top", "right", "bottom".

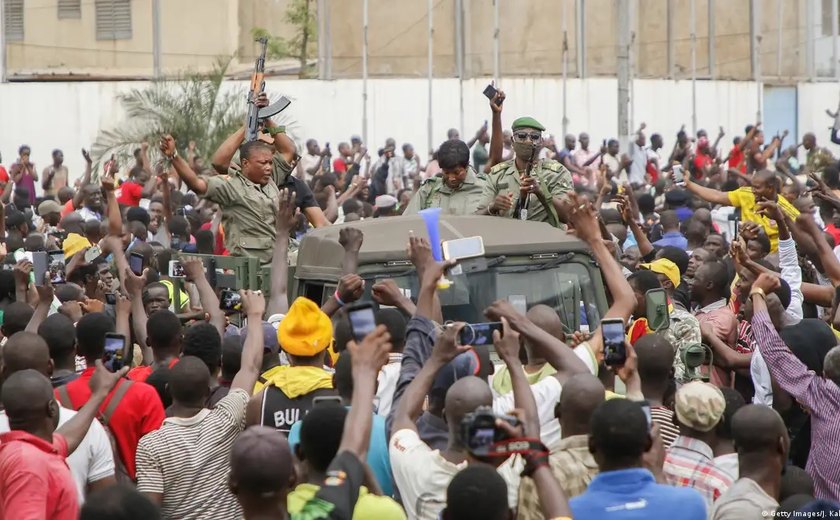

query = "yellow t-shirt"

[
  {"left": 727, "top": 187, "right": 799, "bottom": 252},
  {"left": 287, "top": 484, "right": 406, "bottom": 520}
]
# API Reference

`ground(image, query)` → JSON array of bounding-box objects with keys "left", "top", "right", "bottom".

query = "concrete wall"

[{"left": 5, "top": 77, "right": 836, "bottom": 193}]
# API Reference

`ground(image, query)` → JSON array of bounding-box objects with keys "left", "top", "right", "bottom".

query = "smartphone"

[
  {"left": 103, "top": 332, "right": 129, "bottom": 371},
  {"left": 442, "top": 236, "right": 485, "bottom": 261},
  {"left": 47, "top": 251, "right": 65, "bottom": 284},
  {"left": 482, "top": 84, "right": 498, "bottom": 100},
  {"left": 219, "top": 289, "right": 242, "bottom": 312},
  {"left": 640, "top": 400, "right": 652, "bottom": 429},
  {"left": 13, "top": 250, "right": 33, "bottom": 264},
  {"left": 105, "top": 293, "right": 117, "bottom": 305},
  {"left": 645, "top": 288, "right": 670, "bottom": 332},
  {"left": 672, "top": 163, "right": 685, "bottom": 186},
  {"left": 733, "top": 216, "right": 740, "bottom": 241},
  {"left": 459, "top": 322, "right": 502, "bottom": 346},
  {"left": 601, "top": 318, "right": 627, "bottom": 367},
  {"left": 312, "top": 395, "right": 343, "bottom": 407},
  {"left": 84, "top": 245, "right": 102, "bottom": 264},
  {"left": 129, "top": 252, "right": 144, "bottom": 276},
  {"left": 168, "top": 260, "right": 185, "bottom": 278},
  {"left": 347, "top": 302, "right": 377, "bottom": 343},
  {"left": 31, "top": 251, "right": 48, "bottom": 287},
  {"left": 508, "top": 295, "right": 527, "bottom": 315}
]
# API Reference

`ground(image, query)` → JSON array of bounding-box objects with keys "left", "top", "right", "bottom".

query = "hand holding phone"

[
  {"left": 347, "top": 302, "right": 376, "bottom": 343},
  {"left": 103, "top": 333, "right": 130, "bottom": 371},
  {"left": 458, "top": 322, "right": 502, "bottom": 346},
  {"left": 129, "top": 252, "right": 144, "bottom": 276},
  {"left": 601, "top": 318, "right": 627, "bottom": 366}
]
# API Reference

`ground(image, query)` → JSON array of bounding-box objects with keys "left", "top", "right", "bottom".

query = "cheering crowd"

[{"left": 2, "top": 83, "right": 840, "bottom": 519}]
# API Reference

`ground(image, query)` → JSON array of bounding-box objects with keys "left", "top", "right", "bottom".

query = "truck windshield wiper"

[{"left": 497, "top": 252, "right": 576, "bottom": 273}]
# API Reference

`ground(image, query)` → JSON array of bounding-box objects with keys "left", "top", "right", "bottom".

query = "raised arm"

[
  {"left": 25, "top": 277, "right": 54, "bottom": 333},
  {"left": 320, "top": 273, "right": 363, "bottom": 318},
  {"left": 123, "top": 266, "right": 151, "bottom": 365},
  {"left": 338, "top": 325, "right": 393, "bottom": 457},
  {"left": 56, "top": 361, "right": 128, "bottom": 454},
  {"left": 101, "top": 165, "right": 122, "bottom": 238},
  {"left": 339, "top": 227, "right": 363, "bottom": 277},
  {"left": 683, "top": 171, "right": 732, "bottom": 206},
  {"left": 114, "top": 293, "right": 132, "bottom": 354},
  {"left": 266, "top": 189, "right": 295, "bottom": 317},
  {"left": 211, "top": 126, "right": 247, "bottom": 174},
  {"left": 72, "top": 149, "right": 94, "bottom": 211},
  {"left": 182, "top": 257, "right": 224, "bottom": 337},
  {"left": 486, "top": 90, "right": 506, "bottom": 172},
  {"left": 618, "top": 193, "right": 654, "bottom": 257},
  {"left": 392, "top": 323, "right": 469, "bottom": 433},
  {"left": 567, "top": 193, "right": 636, "bottom": 361},
  {"left": 160, "top": 135, "right": 207, "bottom": 195},
  {"left": 751, "top": 273, "right": 828, "bottom": 411},
  {"left": 795, "top": 212, "right": 840, "bottom": 286},
  {"left": 409, "top": 235, "right": 447, "bottom": 323},
  {"left": 230, "top": 291, "right": 267, "bottom": 392}
]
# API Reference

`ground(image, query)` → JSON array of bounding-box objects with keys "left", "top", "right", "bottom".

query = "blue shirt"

[
  {"left": 288, "top": 409, "right": 394, "bottom": 497},
  {"left": 653, "top": 231, "right": 688, "bottom": 250},
  {"left": 570, "top": 468, "right": 706, "bottom": 520}
]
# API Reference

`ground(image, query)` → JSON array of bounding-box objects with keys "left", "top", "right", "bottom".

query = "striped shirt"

[
  {"left": 664, "top": 436, "right": 733, "bottom": 508},
  {"left": 753, "top": 309, "right": 840, "bottom": 502},
  {"left": 135, "top": 388, "right": 250, "bottom": 519},
  {"left": 650, "top": 406, "right": 680, "bottom": 448}
]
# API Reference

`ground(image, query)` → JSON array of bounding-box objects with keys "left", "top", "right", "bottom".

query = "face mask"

[{"left": 513, "top": 141, "right": 539, "bottom": 162}]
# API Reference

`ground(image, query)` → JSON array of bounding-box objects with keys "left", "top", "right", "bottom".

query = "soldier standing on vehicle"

[
  {"left": 477, "top": 115, "right": 574, "bottom": 228},
  {"left": 402, "top": 140, "right": 488, "bottom": 216}
]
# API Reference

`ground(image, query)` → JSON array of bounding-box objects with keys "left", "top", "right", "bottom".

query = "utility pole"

[
  {"left": 455, "top": 0, "right": 464, "bottom": 137},
  {"left": 493, "top": 0, "right": 500, "bottom": 84},
  {"left": 0, "top": 0, "right": 6, "bottom": 83},
  {"left": 362, "top": 0, "right": 369, "bottom": 145},
  {"left": 427, "top": 0, "right": 434, "bottom": 157},
  {"left": 152, "top": 0, "right": 162, "bottom": 78},
  {"left": 562, "top": 0, "right": 569, "bottom": 137},
  {"left": 690, "top": 0, "right": 697, "bottom": 137},
  {"left": 617, "top": 0, "right": 631, "bottom": 145}
]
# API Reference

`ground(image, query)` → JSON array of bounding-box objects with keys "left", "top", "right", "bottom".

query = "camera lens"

[{"left": 460, "top": 324, "right": 475, "bottom": 345}]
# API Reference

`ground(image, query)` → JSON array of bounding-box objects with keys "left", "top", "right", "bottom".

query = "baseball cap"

[
  {"left": 374, "top": 194, "right": 398, "bottom": 209},
  {"left": 240, "top": 321, "right": 280, "bottom": 353},
  {"left": 37, "top": 200, "right": 62, "bottom": 216},
  {"left": 675, "top": 381, "right": 725, "bottom": 432},
  {"left": 278, "top": 297, "right": 333, "bottom": 357},
  {"left": 639, "top": 258, "right": 681, "bottom": 288}
]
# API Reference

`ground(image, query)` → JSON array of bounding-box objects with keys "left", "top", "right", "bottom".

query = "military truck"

[{"left": 292, "top": 215, "right": 608, "bottom": 332}]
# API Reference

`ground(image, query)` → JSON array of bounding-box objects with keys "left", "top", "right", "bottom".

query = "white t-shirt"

[
  {"left": 376, "top": 360, "right": 401, "bottom": 417},
  {"left": 0, "top": 407, "right": 115, "bottom": 504},
  {"left": 713, "top": 452, "right": 739, "bottom": 482},
  {"left": 389, "top": 429, "right": 520, "bottom": 520}
]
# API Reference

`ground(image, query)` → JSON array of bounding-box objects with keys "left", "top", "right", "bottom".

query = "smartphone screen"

[
  {"left": 103, "top": 333, "right": 128, "bottom": 371},
  {"left": 84, "top": 245, "right": 102, "bottom": 264},
  {"left": 129, "top": 252, "right": 144, "bottom": 276},
  {"left": 47, "top": 251, "right": 66, "bottom": 284},
  {"left": 601, "top": 318, "right": 626, "bottom": 366},
  {"left": 31, "top": 251, "right": 48, "bottom": 287},
  {"left": 673, "top": 164, "right": 685, "bottom": 186},
  {"left": 219, "top": 289, "right": 242, "bottom": 312},
  {"left": 168, "top": 260, "right": 185, "bottom": 278},
  {"left": 459, "top": 322, "right": 502, "bottom": 346},
  {"left": 348, "top": 303, "right": 376, "bottom": 343},
  {"left": 442, "top": 236, "right": 484, "bottom": 261}
]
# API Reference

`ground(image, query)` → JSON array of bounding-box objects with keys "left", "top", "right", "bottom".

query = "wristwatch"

[{"left": 749, "top": 287, "right": 766, "bottom": 299}]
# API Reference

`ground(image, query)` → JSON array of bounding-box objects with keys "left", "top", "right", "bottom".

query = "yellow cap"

[
  {"left": 639, "top": 258, "right": 680, "bottom": 288},
  {"left": 278, "top": 297, "right": 333, "bottom": 357},
  {"left": 63, "top": 233, "right": 92, "bottom": 260}
]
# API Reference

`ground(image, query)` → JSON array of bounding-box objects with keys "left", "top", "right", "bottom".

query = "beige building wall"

[
  {"left": 5, "top": 0, "right": 278, "bottom": 78},
  {"left": 2, "top": 0, "right": 820, "bottom": 80}
]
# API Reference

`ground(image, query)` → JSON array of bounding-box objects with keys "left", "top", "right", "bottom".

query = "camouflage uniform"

[
  {"left": 402, "top": 167, "right": 488, "bottom": 216},
  {"left": 807, "top": 147, "right": 835, "bottom": 174},
  {"left": 477, "top": 159, "right": 574, "bottom": 228},
  {"left": 663, "top": 306, "right": 702, "bottom": 384}
]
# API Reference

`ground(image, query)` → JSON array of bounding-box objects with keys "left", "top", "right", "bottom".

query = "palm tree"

[{"left": 92, "top": 58, "right": 245, "bottom": 171}]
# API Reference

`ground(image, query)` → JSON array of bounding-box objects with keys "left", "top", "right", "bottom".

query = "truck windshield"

[{"left": 376, "top": 261, "right": 602, "bottom": 334}]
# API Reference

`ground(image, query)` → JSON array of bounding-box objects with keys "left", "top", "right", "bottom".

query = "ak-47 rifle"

[
  {"left": 513, "top": 144, "right": 537, "bottom": 220},
  {"left": 246, "top": 37, "right": 292, "bottom": 142}
]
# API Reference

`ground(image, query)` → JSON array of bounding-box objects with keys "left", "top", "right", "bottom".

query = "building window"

[
  {"left": 3, "top": 0, "right": 24, "bottom": 41},
  {"left": 95, "top": 0, "right": 132, "bottom": 40},
  {"left": 58, "top": 0, "right": 82, "bottom": 19}
]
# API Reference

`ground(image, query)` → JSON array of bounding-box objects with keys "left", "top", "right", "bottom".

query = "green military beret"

[{"left": 511, "top": 116, "right": 545, "bottom": 131}]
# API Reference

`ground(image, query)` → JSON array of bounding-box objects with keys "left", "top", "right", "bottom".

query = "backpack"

[{"left": 57, "top": 380, "right": 135, "bottom": 486}]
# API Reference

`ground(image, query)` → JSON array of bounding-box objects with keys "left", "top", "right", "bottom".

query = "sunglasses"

[{"left": 514, "top": 132, "right": 542, "bottom": 143}]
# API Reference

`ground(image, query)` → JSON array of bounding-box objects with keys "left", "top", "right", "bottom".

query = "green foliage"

[
  {"left": 252, "top": 0, "right": 317, "bottom": 78},
  {"left": 92, "top": 57, "right": 245, "bottom": 171}
]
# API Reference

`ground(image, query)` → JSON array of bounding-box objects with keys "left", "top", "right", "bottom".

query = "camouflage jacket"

[{"left": 664, "top": 306, "right": 702, "bottom": 384}]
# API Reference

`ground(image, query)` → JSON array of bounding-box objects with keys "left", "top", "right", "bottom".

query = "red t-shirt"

[
  {"left": 0, "top": 165, "right": 8, "bottom": 185},
  {"left": 127, "top": 358, "right": 180, "bottom": 382},
  {"left": 0, "top": 431, "right": 77, "bottom": 520},
  {"left": 693, "top": 153, "right": 712, "bottom": 178},
  {"left": 57, "top": 370, "right": 164, "bottom": 479},
  {"left": 200, "top": 222, "right": 228, "bottom": 256},
  {"left": 116, "top": 181, "right": 143, "bottom": 207},
  {"left": 332, "top": 158, "right": 348, "bottom": 173},
  {"left": 728, "top": 146, "right": 745, "bottom": 173}
]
